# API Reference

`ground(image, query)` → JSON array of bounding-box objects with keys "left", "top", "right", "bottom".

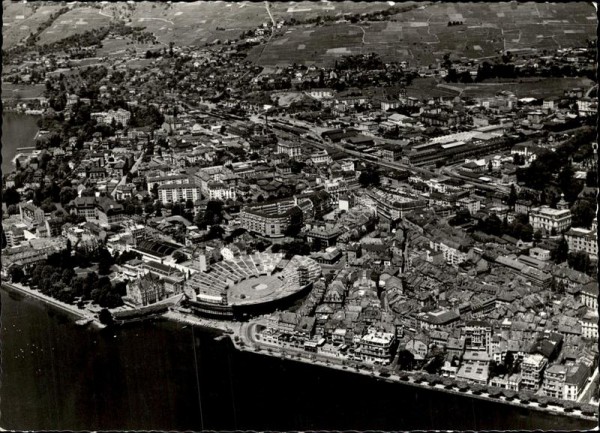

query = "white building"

[
  {"left": 157, "top": 183, "right": 201, "bottom": 204},
  {"left": 520, "top": 354, "right": 547, "bottom": 390},
  {"left": 310, "top": 150, "right": 332, "bottom": 165},
  {"left": 580, "top": 312, "right": 598, "bottom": 340},
  {"left": 564, "top": 218, "right": 597, "bottom": 260},
  {"left": 277, "top": 141, "right": 302, "bottom": 158},
  {"left": 308, "top": 88, "right": 334, "bottom": 99},
  {"left": 147, "top": 174, "right": 190, "bottom": 192},
  {"left": 529, "top": 206, "right": 572, "bottom": 234},
  {"left": 430, "top": 238, "right": 469, "bottom": 266},
  {"left": 359, "top": 330, "right": 396, "bottom": 364},
  {"left": 206, "top": 182, "right": 236, "bottom": 201},
  {"left": 457, "top": 197, "right": 481, "bottom": 215}
]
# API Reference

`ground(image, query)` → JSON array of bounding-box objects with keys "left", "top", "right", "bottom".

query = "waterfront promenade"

[
  {"left": 5, "top": 282, "right": 596, "bottom": 423},
  {"left": 1, "top": 282, "right": 104, "bottom": 328},
  {"left": 230, "top": 319, "right": 598, "bottom": 423}
]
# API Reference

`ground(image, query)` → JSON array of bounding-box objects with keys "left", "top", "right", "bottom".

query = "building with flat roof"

[
  {"left": 206, "top": 181, "right": 236, "bottom": 201},
  {"left": 240, "top": 202, "right": 302, "bottom": 238},
  {"left": 565, "top": 218, "right": 597, "bottom": 260},
  {"left": 277, "top": 141, "right": 302, "bottom": 158},
  {"left": 530, "top": 206, "right": 572, "bottom": 234},
  {"left": 521, "top": 353, "right": 547, "bottom": 390},
  {"left": 157, "top": 183, "right": 201, "bottom": 204},
  {"left": 542, "top": 364, "right": 567, "bottom": 399},
  {"left": 359, "top": 330, "right": 396, "bottom": 364},
  {"left": 463, "top": 320, "right": 493, "bottom": 355},
  {"left": 417, "top": 309, "right": 461, "bottom": 330}
]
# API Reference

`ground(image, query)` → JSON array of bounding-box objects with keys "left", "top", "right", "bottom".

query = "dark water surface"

[
  {"left": 1, "top": 112, "right": 39, "bottom": 175},
  {"left": 1, "top": 286, "right": 596, "bottom": 431}
]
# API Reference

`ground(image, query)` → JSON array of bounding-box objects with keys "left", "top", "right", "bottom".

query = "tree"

[
  {"left": 40, "top": 197, "right": 57, "bottom": 213},
  {"left": 571, "top": 199, "right": 595, "bottom": 228},
  {"left": 173, "top": 251, "right": 187, "bottom": 264},
  {"left": 449, "top": 209, "right": 471, "bottom": 226},
  {"left": 558, "top": 164, "right": 582, "bottom": 202},
  {"left": 1, "top": 226, "right": 7, "bottom": 249},
  {"left": 205, "top": 225, "right": 224, "bottom": 240},
  {"left": 59, "top": 186, "right": 77, "bottom": 206},
  {"left": 568, "top": 251, "right": 591, "bottom": 274},
  {"left": 9, "top": 267, "right": 25, "bottom": 283},
  {"left": 3, "top": 187, "right": 21, "bottom": 206},
  {"left": 203, "top": 201, "right": 224, "bottom": 227},
  {"left": 507, "top": 184, "right": 517, "bottom": 209},
  {"left": 505, "top": 351, "right": 515, "bottom": 374},
  {"left": 585, "top": 170, "right": 597, "bottom": 188},
  {"left": 144, "top": 202, "right": 155, "bottom": 215},
  {"left": 97, "top": 248, "right": 114, "bottom": 275},
  {"left": 534, "top": 229, "right": 543, "bottom": 243},
  {"left": 98, "top": 308, "right": 114, "bottom": 325},
  {"left": 358, "top": 167, "right": 381, "bottom": 188},
  {"left": 551, "top": 236, "right": 569, "bottom": 264},
  {"left": 520, "top": 223, "right": 534, "bottom": 242},
  {"left": 397, "top": 349, "right": 415, "bottom": 371}
]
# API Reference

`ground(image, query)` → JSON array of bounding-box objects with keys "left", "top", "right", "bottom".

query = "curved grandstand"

[{"left": 184, "top": 252, "right": 321, "bottom": 319}]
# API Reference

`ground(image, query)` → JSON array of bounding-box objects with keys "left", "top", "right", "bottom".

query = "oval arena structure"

[{"left": 184, "top": 252, "right": 321, "bottom": 319}]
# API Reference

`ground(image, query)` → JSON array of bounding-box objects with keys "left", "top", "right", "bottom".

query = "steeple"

[{"left": 556, "top": 193, "right": 569, "bottom": 210}]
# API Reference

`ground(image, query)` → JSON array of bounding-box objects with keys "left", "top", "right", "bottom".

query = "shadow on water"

[{"left": 1, "top": 287, "right": 596, "bottom": 431}]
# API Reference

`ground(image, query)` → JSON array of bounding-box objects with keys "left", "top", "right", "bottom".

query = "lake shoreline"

[
  {"left": 5, "top": 281, "right": 593, "bottom": 424},
  {"left": 1, "top": 112, "right": 40, "bottom": 175}
]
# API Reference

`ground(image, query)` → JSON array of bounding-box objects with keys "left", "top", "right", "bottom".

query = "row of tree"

[{"left": 10, "top": 244, "right": 130, "bottom": 308}]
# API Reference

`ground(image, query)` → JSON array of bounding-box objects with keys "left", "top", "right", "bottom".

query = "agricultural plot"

[
  {"left": 2, "top": 2, "right": 65, "bottom": 49},
  {"left": 250, "top": 2, "right": 595, "bottom": 68},
  {"left": 407, "top": 76, "right": 595, "bottom": 101},
  {"left": 460, "top": 77, "right": 596, "bottom": 99},
  {"left": 267, "top": 1, "right": 409, "bottom": 22},
  {"left": 1, "top": 83, "right": 46, "bottom": 100},
  {"left": 248, "top": 23, "right": 366, "bottom": 67},
  {"left": 126, "top": 2, "right": 269, "bottom": 46},
  {"left": 36, "top": 6, "right": 112, "bottom": 46},
  {"left": 95, "top": 37, "right": 135, "bottom": 58}
]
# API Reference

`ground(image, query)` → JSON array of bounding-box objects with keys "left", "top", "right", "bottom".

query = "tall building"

[
  {"left": 520, "top": 354, "right": 547, "bottom": 390},
  {"left": 463, "top": 320, "right": 493, "bottom": 355}
]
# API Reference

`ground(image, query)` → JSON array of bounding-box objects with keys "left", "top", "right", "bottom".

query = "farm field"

[
  {"left": 407, "top": 76, "right": 596, "bottom": 100},
  {"left": 2, "top": 2, "right": 66, "bottom": 49},
  {"left": 249, "top": 2, "right": 596, "bottom": 68},
  {"left": 267, "top": 1, "right": 412, "bottom": 22},
  {"left": 35, "top": 6, "right": 112, "bottom": 46},
  {"left": 2, "top": 1, "right": 596, "bottom": 65},
  {"left": 1, "top": 83, "right": 46, "bottom": 100},
  {"left": 124, "top": 2, "right": 271, "bottom": 46}
]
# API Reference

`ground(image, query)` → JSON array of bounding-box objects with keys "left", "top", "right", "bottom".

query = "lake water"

[
  {"left": 1, "top": 286, "right": 595, "bottom": 431},
  {"left": 1, "top": 112, "right": 39, "bottom": 175}
]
